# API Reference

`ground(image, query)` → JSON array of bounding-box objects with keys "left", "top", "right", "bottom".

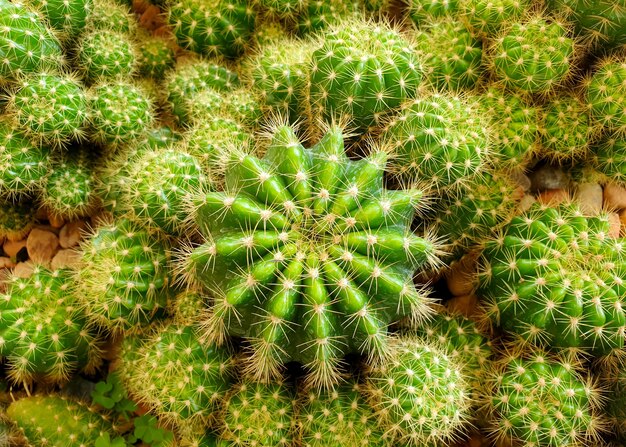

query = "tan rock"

[
  {"left": 51, "top": 249, "right": 81, "bottom": 270},
  {"left": 576, "top": 183, "right": 603, "bottom": 215},
  {"left": 447, "top": 294, "right": 479, "bottom": 318},
  {"left": 537, "top": 188, "right": 569, "bottom": 206},
  {"left": 59, "top": 220, "right": 87, "bottom": 249},
  {"left": 3, "top": 239, "right": 27, "bottom": 258},
  {"left": 26, "top": 228, "right": 59, "bottom": 265},
  {"left": 619, "top": 209, "right": 626, "bottom": 236},
  {"left": 0, "top": 257, "right": 15, "bottom": 269},
  {"left": 446, "top": 255, "right": 478, "bottom": 297},
  {"left": 609, "top": 212, "right": 621, "bottom": 238},
  {"left": 518, "top": 194, "right": 536, "bottom": 213},
  {"left": 604, "top": 183, "right": 626, "bottom": 210},
  {"left": 13, "top": 261, "right": 35, "bottom": 278},
  {"left": 47, "top": 212, "right": 65, "bottom": 229}
]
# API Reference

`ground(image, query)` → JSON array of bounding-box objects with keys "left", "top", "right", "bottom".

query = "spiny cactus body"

[
  {"left": 88, "top": 0, "right": 135, "bottom": 32},
  {"left": 408, "top": 0, "right": 458, "bottom": 25},
  {"left": 0, "top": 199, "right": 37, "bottom": 242},
  {"left": 586, "top": 59, "right": 626, "bottom": 134},
  {"left": 295, "top": 0, "right": 358, "bottom": 36},
  {"left": 459, "top": 0, "right": 531, "bottom": 36},
  {"left": 27, "top": 0, "right": 92, "bottom": 39},
  {"left": 187, "top": 88, "right": 262, "bottom": 129},
  {"left": 186, "top": 124, "right": 436, "bottom": 387},
  {"left": 138, "top": 35, "right": 176, "bottom": 78},
  {"left": 257, "top": 0, "right": 307, "bottom": 21},
  {"left": 77, "top": 29, "right": 137, "bottom": 83}
]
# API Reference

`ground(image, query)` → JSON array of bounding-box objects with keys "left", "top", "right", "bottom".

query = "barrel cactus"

[
  {"left": 586, "top": 57, "right": 626, "bottom": 134},
  {"left": 185, "top": 123, "right": 437, "bottom": 387},
  {"left": 0, "top": 199, "right": 37, "bottom": 242},
  {"left": 27, "top": 0, "right": 92, "bottom": 39},
  {"left": 459, "top": 0, "right": 531, "bottom": 37},
  {"left": 407, "top": 0, "right": 458, "bottom": 25},
  {"left": 295, "top": 0, "right": 358, "bottom": 36},
  {"left": 137, "top": 34, "right": 176, "bottom": 79},
  {"left": 87, "top": 0, "right": 135, "bottom": 32},
  {"left": 593, "top": 135, "right": 626, "bottom": 185},
  {"left": 77, "top": 29, "right": 137, "bottom": 83}
]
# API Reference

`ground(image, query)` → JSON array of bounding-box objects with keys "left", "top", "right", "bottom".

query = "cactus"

[
  {"left": 299, "top": 381, "right": 387, "bottom": 447},
  {"left": 220, "top": 379, "right": 296, "bottom": 446},
  {"left": 117, "top": 314, "right": 233, "bottom": 433},
  {"left": 459, "top": 0, "right": 531, "bottom": 37},
  {"left": 89, "top": 81, "right": 155, "bottom": 147},
  {"left": 487, "top": 16, "right": 576, "bottom": 96},
  {"left": 75, "top": 218, "right": 173, "bottom": 333},
  {"left": 365, "top": 336, "right": 472, "bottom": 446},
  {"left": 0, "top": 0, "right": 63, "bottom": 81},
  {"left": 40, "top": 149, "right": 97, "bottom": 220},
  {"left": 185, "top": 123, "right": 437, "bottom": 387},
  {"left": 0, "top": 199, "right": 37, "bottom": 242},
  {"left": 479, "top": 86, "right": 538, "bottom": 168},
  {"left": 168, "top": 0, "right": 256, "bottom": 59},
  {"left": 586, "top": 58, "right": 626, "bottom": 134},
  {"left": 478, "top": 201, "right": 626, "bottom": 357},
  {"left": 257, "top": 0, "right": 307, "bottom": 21},
  {"left": 381, "top": 92, "right": 490, "bottom": 190},
  {"left": 137, "top": 34, "right": 176, "bottom": 79},
  {"left": 539, "top": 93, "right": 595, "bottom": 162},
  {"left": 407, "top": 0, "right": 458, "bottom": 25},
  {"left": 0, "top": 121, "right": 51, "bottom": 199},
  {"left": 77, "top": 29, "right": 137, "bottom": 83},
  {"left": 7, "top": 395, "right": 117, "bottom": 446},
  {"left": 603, "top": 368, "right": 626, "bottom": 440},
  {"left": 27, "top": 0, "right": 92, "bottom": 39},
  {"left": 166, "top": 59, "right": 241, "bottom": 124},
  {"left": 592, "top": 135, "right": 626, "bottom": 186},
  {"left": 8, "top": 72, "right": 88, "bottom": 148},
  {"left": 0, "top": 266, "right": 102, "bottom": 386},
  {"left": 140, "top": 125, "right": 183, "bottom": 151},
  {"left": 309, "top": 19, "right": 423, "bottom": 132},
  {"left": 413, "top": 19, "right": 484, "bottom": 92},
  {"left": 253, "top": 20, "right": 289, "bottom": 46},
  {"left": 486, "top": 349, "right": 603, "bottom": 447},
  {"left": 88, "top": 0, "right": 135, "bottom": 33},
  {"left": 295, "top": 0, "right": 358, "bottom": 36}
]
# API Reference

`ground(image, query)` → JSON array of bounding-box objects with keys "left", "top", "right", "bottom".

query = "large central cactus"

[{"left": 185, "top": 124, "right": 437, "bottom": 387}]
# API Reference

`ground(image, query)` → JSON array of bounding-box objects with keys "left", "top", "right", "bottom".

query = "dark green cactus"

[
  {"left": 27, "top": 0, "right": 92, "bottom": 39},
  {"left": 0, "top": 199, "right": 37, "bottom": 242}
]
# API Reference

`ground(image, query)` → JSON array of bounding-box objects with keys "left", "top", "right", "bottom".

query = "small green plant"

[
  {"left": 127, "top": 414, "right": 175, "bottom": 447},
  {"left": 92, "top": 372, "right": 138, "bottom": 420}
]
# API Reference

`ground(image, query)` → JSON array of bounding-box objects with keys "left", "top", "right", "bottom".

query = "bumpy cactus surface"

[
  {"left": 186, "top": 124, "right": 436, "bottom": 387},
  {"left": 586, "top": 58, "right": 626, "bottom": 134},
  {"left": 257, "top": 0, "right": 306, "bottom": 20},
  {"left": 459, "top": 0, "right": 531, "bottom": 36},
  {"left": 408, "top": 0, "right": 458, "bottom": 25},
  {"left": 187, "top": 88, "right": 262, "bottom": 129},
  {"left": 479, "top": 202, "right": 626, "bottom": 356},
  {"left": 88, "top": 0, "right": 135, "bottom": 32},
  {"left": 0, "top": 199, "right": 36, "bottom": 242},
  {"left": 77, "top": 29, "right": 137, "bottom": 83},
  {"left": 593, "top": 135, "right": 626, "bottom": 185},
  {"left": 137, "top": 35, "right": 176, "bottom": 78},
  {"left": 0, "top": 267, "right": 101, "bottom": 385},
  {"left": 27, "top": 0, "right": 92, "bottom": 38},
  {"left": 7, "top": 395, "right": 116, "bottom": 446},
  {"left": 295, "top": 0, "right": 357, "bottom": 36}
]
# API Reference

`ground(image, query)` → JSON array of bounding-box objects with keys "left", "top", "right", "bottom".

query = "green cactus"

[
  {"left": 603, "top": 367, "right": 626, "bottom": 440},
  {"left": 299, "top": 381, "right": 387, "bottom": 447},
  {"left": 117, "top": 316, "right": 233, "bottom": 433},
  {"left": 414, "top": 19, "right": 484, "bottom": 92},
  {"left": 487, "top": 16, "right": 576, "bottom": 96},
  {"left": 309, "top": 18, "right": 423, "bottom": 132},
  {"left": 0, "top": 199, "right": 37, "bottom": 242},
  {"left": 0, "top": 266, "right": 102, "bottom": 386},
  {"left": 188, "top": 88, "right": 262, "bottom": 129},
  {"left": 459, "top": 0, "right": 531, "bottom": 37},
  {"left": 257, "top": 0, "right": 307, "bottom": 21},
  {"left": 137, "top": 35, "right": 176, "bottom": 79},
  {"left": 295, "top": 0, "right": 358, "bottom": 36},
  {"left": 8, "top": 72, "right": 88, "bottom": 148},
  {"left": 365, "top": 336, "right": 472, "bottom": 446},
  {"left": 7, "top": 395, "right": 117, "bottom": 446},
  {"left": 168, "top": 0, "right": 256, "bottom": 59},
  {"left": 77, "top": 29, "right": 137, "bottom": 83},
  {"left": 26, "top": 0, "right": 92, "bottom": 39},
  {"left": 407, "top": 0, "right": 458, "bottom": 25},
  {"left": 592, "top": 134, "right": 626, "bottom": 186},
  {"left": 75, "top": 218, "right": 173, "bottom": 333},
  {"left": 486, "top": 350, "right": 603, "bottom": 447},
  {"left": 479, "top": 86, "right": 538, "bottom": 168},
  {"left": 89, "top": 81, "right": 155, "bottom": 147},
  {"left": 253, "top": 21, "right": 290, "bottom": 46},
  {"left": 140, "top": 125, "right": 183, "bottom": 151},
  {"left": 166, "top": 59, "right": 241, "bottom": 125},
  {"left": 0, "top": 0, "right": 63, "bottom": 82},
  {"left": 381, "top": 92, "right": 490, "bottom": 190},
  {"left": 586, "top": 58, "right": 626, "bottom": 134},
  {"left": 220, "top": 379, "right": 296, "bottom": 446},
  {"left": 478, "top": 201, "right": 626, "bottom": 357},
  {"left": 88, "top": 0, "right": 135, "bottom": 33},
  {"left": 0, "top": 121, "right": 51, "bottom": 199},
  {"left": 539, "top": 93, "right": 595, "bottom": 162},
  {"left": 185, "top": 124, "right": 436, "bottom": 387}
]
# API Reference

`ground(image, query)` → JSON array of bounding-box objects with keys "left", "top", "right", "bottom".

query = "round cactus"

[
  {"left": 77, "top": 29, "right": 137, "bottom": 83},
  {"left": 539, "top": 93, "right": 595, "bottom": 161},
  {"left": 117, "top": 318, "right": 233, "bottom": 433},
  {"left": 0, "top": 266, "right": 102, "bottom": 386},
  {"left": 365, "top": 336, "right": 472, "bottom": 446},
  {"left": 0, "top": 199, "right": 37, "bottom": 242},
  {"left": 478, "top": 201, "right": 626, "bottom": 357},
  {"left": 299, "top": 381, "right": 386, "bottom": 447},
  {"left": 295, "top": 0, "right": 358, "bottom": 36},
  {"left": 487, "top": 16, "right": 576, "bottom": 96},
  {"left": 603, "top": 367, "right": 626, "bottom": 439},
  {"left": 592, "top": 134, "right": 626, "bottom": 185},
  {"left": 186, "top": 88, "right": 262, "bottom": 129},
  {"left": 586, "top": 58, "right": 626, "bottom": 134},
  {"left": 414, "top": 19, "right": 484, "bottom": 91},
  {"left": 0, "top": 0, "right": 63, "bottom": 81},
  {"left": 87, "top": 0, "right": 135, "bottom": 32},
  {"left": 220, "top": 380, "right": 296, "bottom": 446},
  {"left": 309, "top": 19, "right": 423, "bottom": 132},
  {"left": 7, "top": 395, "right": 116, "bottom": 446},
  {"left": 487, "top": 350, "right": 603, "bottom": 447},
  {"left": 253, "top": 20, "right": 290, "bottom": 46},
  {"left": 257, "top": 0, "right": 307, "bottom": 21},
  {"left": 88, "top": 81, "right": 155, "bottom": 147},
  {"left": 381, "top": 92, "right": 490, "bottom": 190},
  {"left": 137, "top": 35, "right": 176, "bottom": 78},
  {"left": 459, "top": 0, "right": 531, "bottom": 37},
  {"left": 8, "top": 72, "right": 88, "bottom": 148},
  {"left": 168, "top": 0, "right": 256, "bottom": 59},
  {"left": 185, "top": 124, "right": 436, "bottom": 387},
  {"left": 75, "top": 218, "right": 173, "bottom": 333},
  {"left": 166, "top": 59, "right": 240, "bottom": 124},
  {"left": 0, "top": 121, "right": 51, "bottom": 199},
  {"left": 407, "top": 0, "right": 458, "bottom": 25},
  {"left": 26, "top": 0, "right": 92, "bottom": 39}
]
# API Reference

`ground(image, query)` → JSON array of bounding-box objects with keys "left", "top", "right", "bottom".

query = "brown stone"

[
  {"left": 609, "top": 212, "right": 621, "bottom": 238},
  {"left": 51, "top": 249, "right": 81, "bottom": 270},
  {"left": 3, "top": 239, "right": 26, "bottom": 258},
  {"left": 446, "top": 255, "right": 478, "bottom": 297},
  {"left": 47, "top": 212, "right": 65, "bottom": 229},
  {"left": 604, "top": 183, "right": 626, "bottom": 211},
  {"left": 447, "top": 294, "right": 479, "bottom": 318},
  {"left": 26, "top": 228, "right": 59, "bottom": 265},
  {"left": 0, "top": 257, "right": 15, "bottom": 269},
  {"left": 13, "top": 261, "right": 35, "bottom": 278},
  {"left": 59, "top": 220, "right": 88, "bottom": 249},
  {"left": 576, "top": 183, "right": 603, "bottom": 215},
  {"left": 537, "top": 188, "right": 570, "bottom": 206}
]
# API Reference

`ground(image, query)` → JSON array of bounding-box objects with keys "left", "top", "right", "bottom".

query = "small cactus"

[
  {"left": 407, "top": 0, "right": 458, "bottom": 25},
  {"left": 592, "top": 134, "right": 626, "bottom": 186},
  {"left": 295, "top": 0, "right": 358, "bottom": 36},
  {"left": 87, "top": 0, "right": 135, "bottom": 33},
  {"left": 0, "top": 199, "right": 37, "bottom": 242},
  {"left": 253, "top": 20, "right": 290, "bottom": 46},
  {"left": 26, "top": 0, "right": 92, "bottom": 39},
  {"left": 186, "top": 88, "right": 262, "bottom": 130},
  {"left": 586, "top": 57, "right": 626, "bottom": 134},
  {"left": 77, "top": 29, "right": 137, "bottom": 83},
  {"left": 137, "top": 34, "right": 176, "bottom": 79},
  {"left": 459, "top": 0, "right": 531, "bottom": 37},
  {"left": 257, "top": 0, "right": 307, "bottom": 21}
]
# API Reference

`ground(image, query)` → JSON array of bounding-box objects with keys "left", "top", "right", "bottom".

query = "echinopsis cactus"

[
  {"left": 486, "top": 349, "right": 604, "bottom": 447},
  {"left": 0, "top": 266, "right": 102, "bottom": 386},
  {"left": 77, "top": 29, "right": 137, "bottom": 83},
  {"left": 408, "top": 0, "right": 458, "bottom": 25},
  {"left": 184, "top": 123, "right": 437, "bottom": 387},
  {"left": 586, "top": 57, "right": 626, "bottom": 134},
  {"left": 27, "top": 0, "right": 92, "bottom": 39},
  {"left": 137, "top": 34, "right": 176, "bottom": 78},
  {"left": 478, "top": 201, "right": 626, "bottom": 357},
  {"left": 459, "top": 0, "right": 532, "bottom": 37}
]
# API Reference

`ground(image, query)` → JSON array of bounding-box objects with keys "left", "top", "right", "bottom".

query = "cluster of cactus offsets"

[
  {"left": 0, "top": 266, "right": 102, "bottom": 386},
  {"left": 479, "top": 202, "right": 626, "bottom": 357},
  {"left": 309, "top": 19, "right": 422, "bottom": 132},
  {"left": 486, "top": 350, "right": 604, "bottom": 447},
  {"left": 185, "top": 124, "right": 437, "bottom": 387}
]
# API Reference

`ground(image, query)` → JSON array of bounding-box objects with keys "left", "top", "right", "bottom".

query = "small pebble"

[
  {"left": 26, "top": 228, "right": 59, "bottom": 265},
  {"left": 509, "top": 169, "right": 531, "bottom": 192},
  {"left": 537, "top": 189, "right": 569, "bottom": 206},
  {"left": 529, "top": 165, "right": 569, "bottom": 191},
  {"left": 604, "top": 183, "right": 626, "bottom": 211},
  {"left": 3, "top": 239, "right": 27, "bottom": 258},
  {"left": 47, "top": 212, "right": 65, "bottom": 229},
  {"left": 51, "top": 249, "right": 81, "bottom": 270},
  {"left": 13, "top": 261, "right": 35, "bottom": 278},
  {"left": 609, "top": 212, "right": 621, "bottom": 238},
  {"left": 59, "top": 220, "right": 88, "bottom": 249},
  {"left": 518, "top": 194, "right": 536, "bottom": 212},
  {"left": 0, "top": 257, "right": 15, "bottom": 269},
  {"left": 576, "top": 183, "right": 603, "bottom": 215},
  {"left": 446, "top": 255, "right": 477, "bottom": 297},
  {"left": 447, "top": 294, "right": 479, "bottom": 318}
]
